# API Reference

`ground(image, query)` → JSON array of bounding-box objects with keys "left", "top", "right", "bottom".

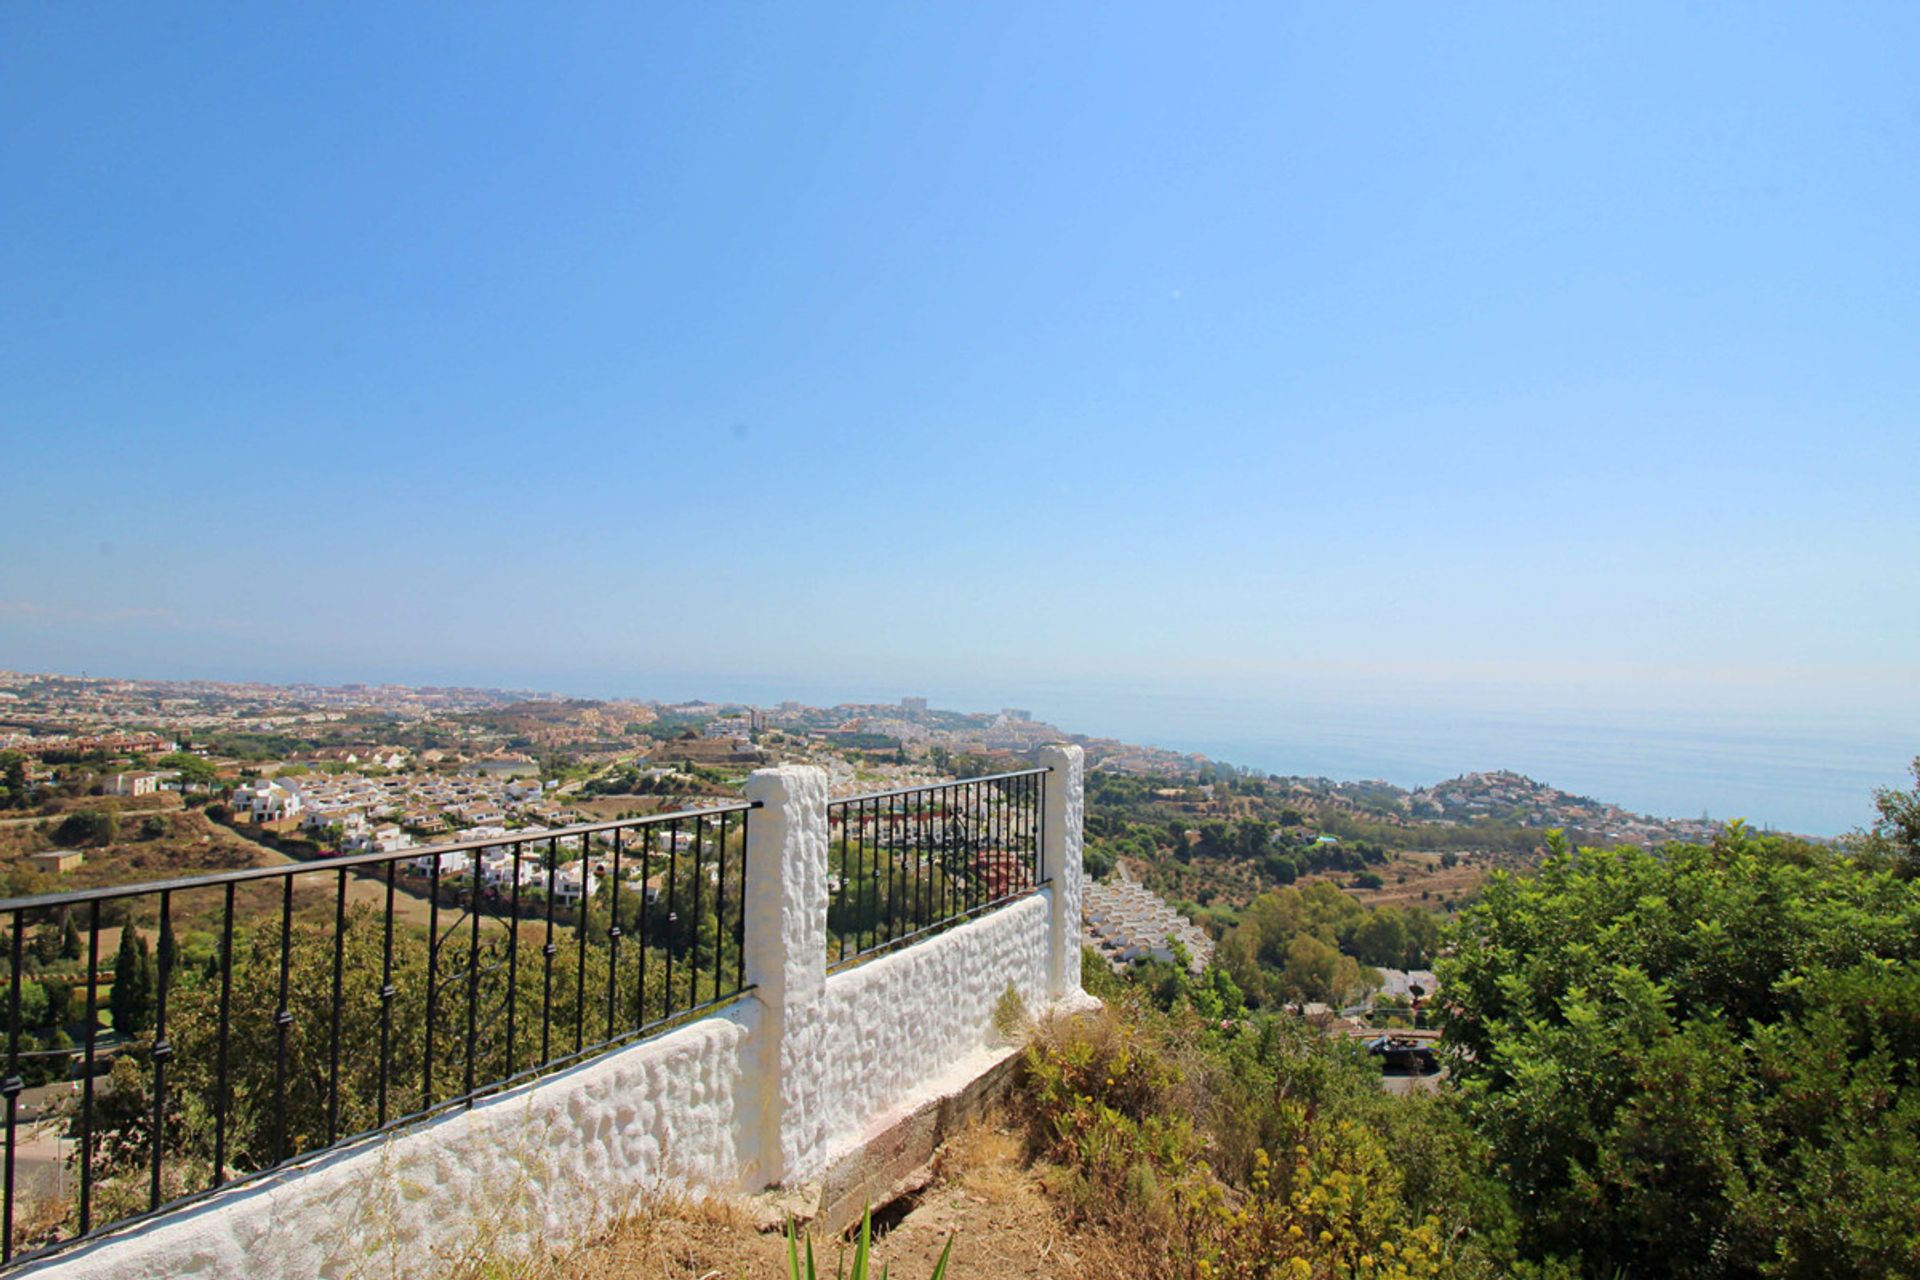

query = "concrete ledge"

[
  {"left": 808, "top": 988, "right": 1102, "bottom": 1236},
  {"left": 815, "top": 1044, "right": 1023, "bottom": 1236}
]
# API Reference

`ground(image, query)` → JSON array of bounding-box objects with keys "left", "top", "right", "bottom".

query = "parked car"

[{"left": 1365, "top": 1034, "right": 1439, "bottom": 1074}]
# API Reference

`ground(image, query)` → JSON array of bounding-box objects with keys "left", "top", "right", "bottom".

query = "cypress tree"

[{"left": 109, "top": 930, "right": 154, "bottom": 1037}]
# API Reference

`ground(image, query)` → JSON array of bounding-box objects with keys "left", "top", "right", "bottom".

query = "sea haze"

[
  {"left": 572, "top": 671, "right": 1907, "bottom": 839},
  {"left": 1045, "top": 695, "right": 1914, "bottom": 839}
]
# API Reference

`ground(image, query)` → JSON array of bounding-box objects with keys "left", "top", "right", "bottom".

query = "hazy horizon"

[{"left": 5, "top": 657, "right": 1907, "bottom": 837}]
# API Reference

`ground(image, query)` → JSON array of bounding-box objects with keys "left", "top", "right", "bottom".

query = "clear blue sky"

[{"left": 4, "top": 3, "right": 1917, "bottom": 727}]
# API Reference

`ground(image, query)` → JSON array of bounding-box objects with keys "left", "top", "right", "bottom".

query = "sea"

[{"left": 575, "top": 672, "right": 1912, "bottom": 840}]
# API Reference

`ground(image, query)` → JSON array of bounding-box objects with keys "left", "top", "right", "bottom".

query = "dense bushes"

[
  {"left": 1020, "top": 996, "right": 1531, "bottom": 1277},
  {"left": 1443, "top": 824, "right": 1920, "bottom": 1278}
]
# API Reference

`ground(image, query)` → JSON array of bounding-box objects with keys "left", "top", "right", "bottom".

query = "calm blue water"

[
  {"left": 588, "top": 673, "right": 1911, "bottom": 838},
  {"left": 1023, "top": 692, "right": 1909, "bottom": 839}
]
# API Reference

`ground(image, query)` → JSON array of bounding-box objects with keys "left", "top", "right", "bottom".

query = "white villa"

[
  {"left": 231, "top": 778, "right": 305, "bottom": 821},
  {"left": 345, "top": 824, "right": 414, "bottom": 855},
  {"left": 553, "top": 862, "right": 600, "bottom": 906}
]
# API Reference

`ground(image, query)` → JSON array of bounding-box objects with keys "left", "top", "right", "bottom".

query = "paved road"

[{"left": 1380, "top": 1068, "right": 1446, "bottom": 1095}]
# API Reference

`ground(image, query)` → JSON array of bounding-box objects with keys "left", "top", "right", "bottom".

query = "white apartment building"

[{"left": 231, "top": 778, "right": 305, "bottom": 821}]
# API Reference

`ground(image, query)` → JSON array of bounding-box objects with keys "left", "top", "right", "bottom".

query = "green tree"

[
  {"left": 109, "top": 930, "right": 155, "bottom": 1036},
  {"left": 41, "top": 978, "right": 72, "bottom": 1029},
  {"left": 30, "top": 923, "right": 63, "bottom": 966},
  {"left": 0, "top": 751, "right": 28, "bottom": 810},
  {"left": 53, "top": 808, "right": 116, "bottom": 848},
  {"left": 158, "top": 752, "right": 220, "bottom": 790},
  {"left": 1856, "top": 755, "right": 1920, "bottom": 877},
  {"left": 1441, "top": 825, "right": 1920, "bottom": 1278}
]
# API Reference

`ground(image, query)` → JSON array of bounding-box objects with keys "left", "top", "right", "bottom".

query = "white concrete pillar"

[
  {"left": 742, "top": 764, "right": 830, "bottom": 1187},
  {"left": 1035, "top": 744, "right": 1085, "bottom": 1000}
]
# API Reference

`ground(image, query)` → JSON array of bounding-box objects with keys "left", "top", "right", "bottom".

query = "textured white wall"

[
  {"left": 810, "top": 891, "right": 1051, "bottom": 1174},
  {"left": 1038, "top": 744, "right": 1086, "bottom": 1000},
  {"left": 743, "top": 765, "right": 831, "bottom": 1186}
]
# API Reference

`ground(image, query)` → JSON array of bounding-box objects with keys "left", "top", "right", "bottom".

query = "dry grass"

[
  {"left": 442, "top": 1192, "right": 776, "bottom": 1280},
  {"left": 1318, "top": 849, "right": 1490, "bottom": 912},
  {"left": 442, "top": 1114, "right": 1119, "bottom": 1280}
]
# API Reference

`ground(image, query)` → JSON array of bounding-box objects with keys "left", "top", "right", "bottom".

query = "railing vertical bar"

[
  {"left": 4, "top": 909, "right": 24, "bottom": 1262},
  {"left": 938, "top": 786, "right": 952, "bottom": 927},
  {"left": 1005, "top": 778, "right": 1015, "bottom": 892},
  {"left": 378, "top": 859, "right": 396, "bottom": 1128},
  {"left": 149, "top": 891, "right": 175, "bottom": 1211},
  {"left": 1033, "top": 771, "right": 1043, "bottom": 884},
  {"left": 425, "top": 851, "right": 442, "bottom": 1113},
  {"left": 1028, "top": 772, "right": 1036, "bottom": 884},
  {"left": 1028, "top": 772, "right": 1037, "bottom": 884},
  {"left": 572, "top": 839, "right": 588, "bottom": 1057},
  {"left": 605, "top": 829, "right": 623, "bottom": 1041},
  {"left": 79, "top": 899, "right": 101, "bottom": 1231},
  {"left": 877, "top": 797, "right": 888, "bottom": 950},
  {"left": 688, "top": 813, "right": 704, "bottom": 1015},
  {"left": 464, "top": 845, "right": 483, "bottom": 1103},
  {"left": 211, "top": 882, "right": 234, "bottom": 1187},
  {"left": 886, "top": 793, "right": 899, "bottom": 945},
  {"left": 831, "top": 806, "right": 844, "bottom": 964},
  {"left": 272, "top": 875, "right": 294, "bottom": 1167},
  {"left": 958, "top": 783, "right": 971, "bottom": 914},
  {"left": 635, "top": 824, "right": 653, "bottom": 1027},
  {"left": 865, "top": 798, "right": 878, "bottom": 956},
  {"left": 976, "top": 781, "right": 987, "bottom": 904},
  {"left": 663, "top": 820, "right": 679, "bottom": 1013},
  {"left": 1039, "top": 769, "right": 1048, "bottom": 883},
  {"left": 863, "top": 801, "right": 869, "bottom": 952},
  {"left": 505, "top": 842, "right": 522, "bottom": 1078},
  {"left": 734, "top": 811, "right": 748, "bottom": 994},
  {"left": 1023, "top": 773, "right": 1033, "bottom": 886},
  {"left": 326, "top": 869, "right": 347, "bottom": 1145},
  {"left": 918, "top": 789, "right": 930, "bottom": 933},
  {"left": 541, "top": 836, "right": 558, "bottom": 1068},
  {"left": 998, "top": 777, "right": 1010, "bottom": 896},
  {"left": 711, "top": 811, "right": 726, "bottom": 1004}
]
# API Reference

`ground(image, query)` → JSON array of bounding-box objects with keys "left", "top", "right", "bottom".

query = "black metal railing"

[
  {"left": 826, "top": 768, "right": 1048, "bottom": 969},
  {"left": 0, "top": 802, "right": 754, "bottom": 1268}
]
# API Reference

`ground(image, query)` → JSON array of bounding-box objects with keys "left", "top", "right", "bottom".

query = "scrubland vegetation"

[{"left": 1022, "top": 762, "right": 1920, "bottom": 1278}]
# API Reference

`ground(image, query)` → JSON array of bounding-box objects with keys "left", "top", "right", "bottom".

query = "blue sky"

[{"left": 3, "top": 3, "right": 1917, "bottom": 731}]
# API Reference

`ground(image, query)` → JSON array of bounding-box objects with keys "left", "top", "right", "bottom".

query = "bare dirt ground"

[
  {"left": 1308, "top": 849, "right": 1491, "bottom": 912},
  {"left": 453, "top": 1119, "right": 1109, "bottom": 1280}
]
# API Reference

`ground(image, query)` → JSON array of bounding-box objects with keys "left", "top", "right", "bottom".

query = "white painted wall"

[
  {"left": 812, "top": 891, "right": 1050, "bottom": 1173},
  {"left": 26, "top": 750, "right": 1089, "bottom": 1280}
]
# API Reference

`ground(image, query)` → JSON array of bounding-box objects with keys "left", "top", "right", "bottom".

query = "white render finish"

[
  {"left": 1037, "top": 743, "right": 1086, "bottom": 1000},
  {"left": 29, "top": 751, "right": 1091, "bottom": 1280},
  {"left": 742, "top": 763, "right": 831, "bottom": 1187},
  {"left": 814, "top": 892, "right": 1050, "bottom": 1172}
]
